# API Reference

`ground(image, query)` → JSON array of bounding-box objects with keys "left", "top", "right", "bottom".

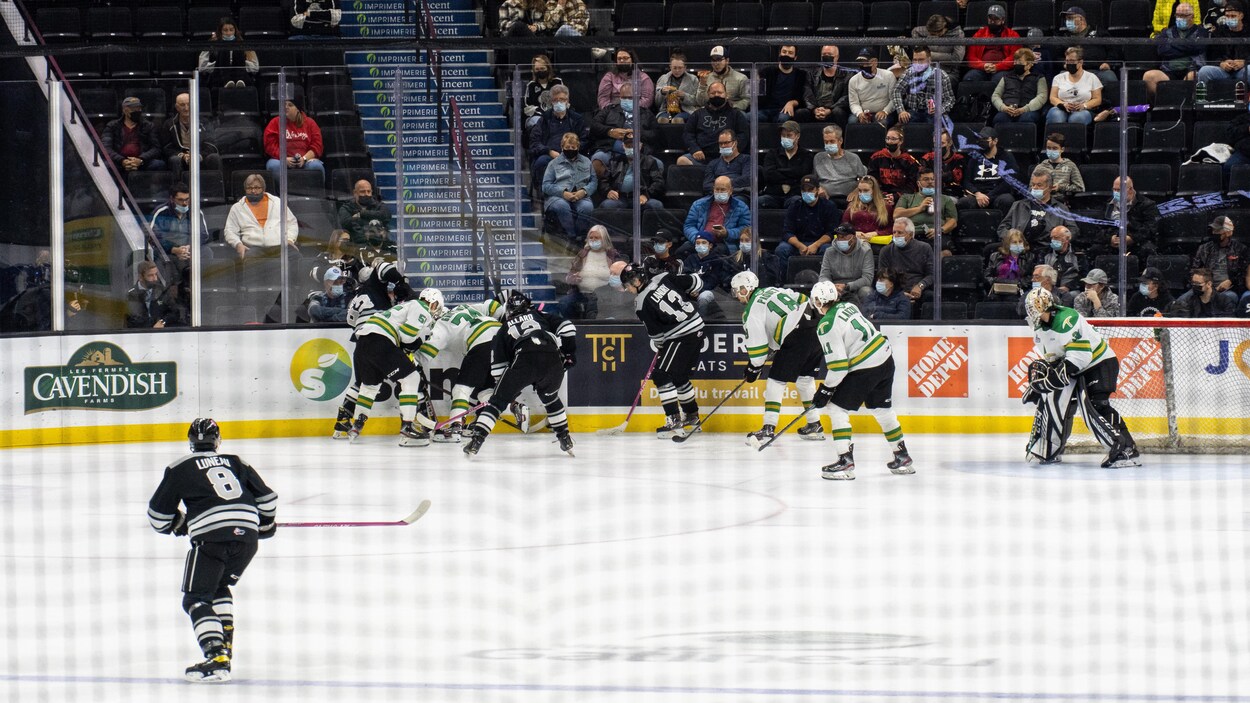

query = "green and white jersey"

[
  {"left": 1033, "top": 306, "right": 1112, "bottom": 374},
  {"left": 817, "top": 302, "right": 892, "bottom": 387},
  {"left": 356, "top": 299, "right": 437, "bottom": 347},
  {"left": 418, "top": 302, "right": 502, "bottom": 362},
  {"left": 741, "top": 287, "right": 809, "bottom": 368}
]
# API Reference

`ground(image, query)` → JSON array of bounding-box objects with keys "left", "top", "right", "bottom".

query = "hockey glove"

[
  {"left": 812, "top": 385, "right": 834, "bottom": 409},
  {"left": 258, "top": 522, "right": 277, "bottom": 540},
  {"left": 743, "top": 364, "right": 762, "bottom": 383},
  {"left": 1029, "top": 359, "right": 1072, "bottom": 394},
  {"left": 562, "top": 353, "right": 576, "bottom": 369},
  {"left": 171, "top": 511, "right": 188, "bottom": 537}
]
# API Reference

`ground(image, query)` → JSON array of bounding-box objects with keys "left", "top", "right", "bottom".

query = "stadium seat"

[
  {"left": 77, "top": 88, "right": 118, "bottom": 122},
  {"left": 1047, "top": 123, "right": 1087, "bottom": 161},
  {"left": 283, "top": 170, "right": 326, "bottom": 200},
  {"left": 1229, "top": 165, "right": 1250, "bottom": 195},
  {"left": 238, "top": 6, "right": 286, "bottom": 39},
  {"left": 1012, "top": 0, "right": 1056, "bottom": 34},
  {"left": 767, "top": 2, "right": 814, "bottom": 33},
  {"left": 108, "top": 54, "right": 152, "bottom": 79},
  {"left": 200, "top": 171, "right": 227, "bottom": 206},
  {"left": 1174, "top": 163, "right": 1223, "bottom": 197},
  {"left": 1159, "top": 210, "right": 1214, "bottom": 254},
  {"left": 322, "top": 127, "right": 371, "bottom": 170},
  {"left": 1191, "top": 122, "right": 1228, "bottom": 154},
  {"left": 35, "top": 8, "right": 83, "bottom": 42},
  {"left": 127, "top": 171, "right": 173, "bottom": 207},
  {"left": 1088, "top": 123, "right": 1140, "bottom": 164},
  {"left": 86, "top": 6, "right": 134, "bottom": 40},
  {"left": 1093, "top": 254, "right": 1140, "bottom": 283},
  {"left": 866, "top": 1, "right": 911, "bottom": 37},
  {"left": 642, "top": 209, "right": 689, "bottom": 240},
  {"left": 616, "top": 2, "right": 665, "bottom": 32},
  {"left": 920, "top": 301, "right": 968, "bottom": 319},
  {"left": 718, "top": 3, "right": 764, "bottom": 33},
  {"left": 817, "top": 0, "right": 864, "bottom": 35},
  {"left": 1127, "top": 163, "right": 1173, "bottom": 201},
  {"left": 1152, "top": 81, "right": 1194, "bottom": 124},
  {"left": 976, "top": 300, "right": 1021, "bottom": 319},
  {"left": 589, "top": 208, "right": 635, "bottom": 244},
  {"left": 329, "top": 169, "right": 377, "bottom": 202},
  {"left": 1138, "top": 122, "right": 1187, "bottom": 167},
  {"left": 955, "top": 209, "right": 1003, "bottom": 255},
  {"left": 784, "top": 256, "right": 823, "bottom": 284},
  {"left": 1075, "top": 164, "right": 1120, "bottom": 207},
  {"left": 915, "top": 1, "right": 960, "bottom": 26},
  {"left": 188, "top": 7, "right": 231, "bottom": 40},
  {"left": 216, "top": 86, "right": 260, "bottom": 118},
  {"left": 757, "top": 209, "right": 788, "bottom": 248},
  {"left": 664, "top": 165, "right": 705, "bottom": 209},
  {"left": 1107, "top": 0, "right": 1151, "bottom": 37},
  {"left": 940, "top": 255, "right": 984, "bottom": 303},
  {"left": 1145, "top": 254, "right": 1191, "bottom": 294},
  {"left": 667, "top": 3, "right": 715, "bottom": 34},
  {"left": 136, "top": 7, "right": 184, "bottom": 39}
]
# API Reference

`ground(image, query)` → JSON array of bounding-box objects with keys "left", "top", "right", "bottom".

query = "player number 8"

[{"left": 207, "top": 468, "right": 242, "bottom": 500}]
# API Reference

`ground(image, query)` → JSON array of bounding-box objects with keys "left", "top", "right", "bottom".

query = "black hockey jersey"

[
  {"left": 357, "top": 259, "right": 413, "bottom": 311},
  {"left": 492, "top": 308, "right": 577, "bottom": 379},
  {"left": 148, "top": 452, "right": 278, "bottom": 542},
  {"left": 634, "top": 272, "right": 705, "bottom": 344}
]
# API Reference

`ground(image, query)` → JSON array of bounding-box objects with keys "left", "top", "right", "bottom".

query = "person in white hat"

[{"left": 696, "top": 46, "right": 749, "bottom": 110}]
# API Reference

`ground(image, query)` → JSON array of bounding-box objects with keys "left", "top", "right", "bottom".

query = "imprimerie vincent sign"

[{"left": 24, "top": 342, "right": 177, "bottom": 413}]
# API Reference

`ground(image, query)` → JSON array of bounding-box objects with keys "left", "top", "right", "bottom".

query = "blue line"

[{"left": 3, "top": 674, "right": 1249, "bottom": 701}]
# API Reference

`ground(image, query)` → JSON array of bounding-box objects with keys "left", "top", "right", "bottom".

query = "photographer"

[{"left": 338, "top": 179, "right": 393, "bottom": 249}]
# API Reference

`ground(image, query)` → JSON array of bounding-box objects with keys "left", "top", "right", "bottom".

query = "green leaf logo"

[{"left": 405, "top": 203, "right": 416, "bottom": 214}]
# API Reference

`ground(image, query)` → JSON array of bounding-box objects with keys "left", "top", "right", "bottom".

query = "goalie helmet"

[
  {"left": 619, "top": 262, "right": 651, "bottom": 291},
  {"left": 810, "top": 280, "right": 839, "bottom": 309},
  {"left": 505, "top": 289, "right": 531, "bottom": 317},
  {"left": 418, "top": 287, "right": 444, "bottom": 315},
  {"left": 188, "top": 418, "right": 221, "bottom": 452},
  {"left": 1024, "top": 287, "right": 1055, "bottom": 328},
  {"left": 729, "top": 270, "right": 759, "bottom": 300}
]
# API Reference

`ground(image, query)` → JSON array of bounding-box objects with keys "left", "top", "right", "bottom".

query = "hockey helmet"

[
  {"left": 504, "top": 288, "right": 532, "bottom": 317},
  {"left": 1024, "top": 287, "right": 1055, "bottom": 328},
  {"left": 729, "top": 270, "right": 759, "bottom": 301},
  {"left": 641, "top": 255, "right": 666, "bottom": 276},
  {"left": 418, "top": 287, "right": 444, "bottom": 315},
  {"left": 619, "top": 262, "right": 651, "bottom": 291},
  {"left": 810, "top": 280, "right": 840, "bottom": 309},
  {"left": 346, "top": 294, "right": 377, "bottom": 329},
  {"left": 188, "top": 418, "right": 221, "bottom": 452}
]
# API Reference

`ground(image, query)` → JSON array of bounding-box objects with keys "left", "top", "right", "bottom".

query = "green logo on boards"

[
  {"left": 410, "top": 232, "right": 423, "bottom": 242},
  {"left": 357, "top": 13, "right": 368, "bottom": 24},
  {"left": 390, "top": 147, "right": 397, "bottom": 157},
  {"left": 24, "top": 342, "right": 177, "bottom": 414},
  {"left": 373, "top": 79, "right": 385, "bottom": 90},
  {"left": 387, "top": 134, "right": 397, "bottom": 145},
  {"left": 360, "top": 26, "right": 370, "bottom": 36},
  {"left": 354, "top": 1, "right": 364, "bottom": 11},
  {"left": 366, "top": 53, "right": 377, "bottom": 63},
  {"left": 375, "top": 93, "right": 387, "bottom": 104},
  {"left": 370, "top": 67, "right": 380, "bottom": 77},
  {"left": 404, "top": 203, "right": 416, "bottom": 214},
  {"left": 416, "top": 247, "right": 427, "bottom": 257},
  {"left": 423, "top": 277, "right": 434, "bottom": 286},
  {"left": 420, "top": 262, "right": 431, "bottom": 272},
  {"left": 385, "top": 120, "right": 395, "bottom": 130},
  {"left": 380, "top": 106, "right": 392, "bottom": 116},
  {"left": 403, "top": 189, "right": 413, "bottom": 199},
  {"left": 290, "top": 339, "right": 352, "bottom": 402}
]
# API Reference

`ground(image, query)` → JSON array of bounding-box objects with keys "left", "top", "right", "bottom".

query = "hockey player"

[
  {"left": 350, "top": 255, "right": 413, "bottom": 310},
  {"left": 620, "top": 259, "right": 705, "bottom": 438},
  {"left": 1022, "top": 287, "right": 1140, "bottom": 468},
  {"left": 416, "top": 298, "right": 504, "bottom": 441},
  {"left": 464, "top": 289, "right": 576, "bottom": 457},
  {"left": 346, "top": 290, "right": 441, "bottom": 445},
  {"left": 730, "top": 270, "right": 825, "bottom": 447},
  {"left": 148, "top": 419, "right": 278, "bottom": 683},
  {"left": 808, "top": 281, "right": 915, "bottom": 480}
]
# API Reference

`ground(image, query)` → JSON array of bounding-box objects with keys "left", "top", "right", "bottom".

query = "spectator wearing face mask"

[
  {"left": 1041, "top": 225, "right": 1087, "bottom": 299},
  {"left": 1204, "top": 0, "right": 1230, "bottom": 31},
  {"left": 778, "top": 175, "right": 840, "bottom": 271},
  {"left": 101, "top": 96, "right": 167, "bottom": 175},
  {"left": 1144, "top": 2, "right": 1207, "bottom": 96},
  {"left": 598, "top": 141, "right": 665, "bottom": 210},
  {"left": 696, "top": 46, "right": 750, "bottom": 110},
  {"left": 523, "top": 54, "right": 563, "bottom": 129},
  {"left": 677, "top": 80, "right": 750, "bottom": 166},
  {"left": 760, "top": 121, "right": 816, "bottom": 209},
  {"left": 1031, "top": 133, "right": 1085, "bottom": 202},
  {"left": 702, "top": 129, "right": 753, "bottom": 196},
  {"left": 528, "top": 84, "right": 588, "bottom": 189},
  {"left": 645, "top": 233, "right": 684, "bottom": 276},
  {"left": 588, "top": 80, "right": 657, "bottom": 178},
  {"left": 819, "top": 223, "right": 875, "bottom": 307},
  {"left": 1126, "top": 266, "right": 1175, "bottom": 316},
  {"left": 841, "top": 175, "right": 895, "bottom": 244},
  {"left": 197, "top": 17, "right": 258, "bottom": 89},
  {"left": 224, "top": 174, "right": 299, "bottom": 260},
  {"left": 726, "top": 228, "right": 782, "bottom": 288},
  {"left": 1191, "top": 216, "right": 1247, "bottom": 298},
  {"left": 814, "top": 125, "right": 867, "bottom": 202},
  {"left": 958, "top": 126, "right": 1020, "bottom": 213},
  {"left": 307, "top": 265, "right": 353, "bottom": 323},
  {"left": 559, "top": 225, "right": 626, "bottom": 319},
  {"left": 150, "top": 183, "right": 212, "bottom": 282},
  {"left": 758, "top": 45, "right": 809, "bottom": 123},
  {"left": 964, "top": 5, "right": 1021, "bottom": 84},
  {"left": 126, "top": 261, "right": 183, "bottom": 329},
  {"left": 801, "top": 45, "right": 852, "bottom": 125},
  {"left": 891, "top": 46, "right": 955, "bottom": 125},
  {"left": 849, "top": 47, "right": 897, "bottom": 125},
  {"left": 338, "top": 179, "right": 393, "bottom": 246},
  {"left": 683, "top": 176, "right": 750, "bottom": 254},
  {"left": 894, "top": 167, "right": 958, "bottom": 253},
  {"left": 868, "top": 125, "right": 920, "bottom": 199},
  {"left": 992, "top": 48, "right": 1048, "bottom": 126},
  {"left": 682, "top": 234, "right": 731, "bottom": 319},
  {"left": 984, "top": 229, "right": 1035, "bottom": 299},
  {"left": 1198, "top": 0, "right": 1250, "bottom": 82},
  {"left": 997, "top": 173, "right": 1080, "bottom": 249},
  {"left": 878, "top": 217, "right": 935, "bottom": 309},
  {"left": 1090, "top": 177, "right": 1158, "bottom": 259},
  {"left": 1170, "top": 267, "right": 1238, "bottom": 317},
  {"left": 541, "top": 132, "right": 597, "bottom": 243},
  {"left": 1047, "top": 47, "right": 1104, "bottom": 126},
  {"left": 863, "top": 267, "right": 912, "bottom": 320},
  {"left": 598, "top": 48, "right": 654, "bottom": 110},
  {"left": 1072, "top": 268, "right": 1121, "bottom": 317},
  {"left": 1056, "top": 6, "right": 1118, "bottom": 84}
]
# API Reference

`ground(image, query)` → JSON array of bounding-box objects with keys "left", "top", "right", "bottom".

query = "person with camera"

[{"left": 338, "top": 180, "right": 394, "bottom": 248}]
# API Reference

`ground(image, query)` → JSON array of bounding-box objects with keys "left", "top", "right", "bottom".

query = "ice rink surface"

[{"left": 1, "top": 430, "right": 1248, "bottom": 703}]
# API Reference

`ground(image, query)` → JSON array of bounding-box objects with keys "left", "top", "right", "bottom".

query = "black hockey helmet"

[
  {"left": 504, "top": 288, "right": 531, "bottom": 317},
  {"left": 620, "top": 261, "right": 651, "bottom": 290},
  {"left": 188, "top": 418, "right": 221, "bottom": 452}
]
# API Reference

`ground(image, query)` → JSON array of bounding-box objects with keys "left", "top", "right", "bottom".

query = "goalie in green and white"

[
  {"left": 809, "top": 280, "right": 914, "bottom": 480},
  {"left": 1022, "top": 287, "right": 1140, "bottom": 468}
]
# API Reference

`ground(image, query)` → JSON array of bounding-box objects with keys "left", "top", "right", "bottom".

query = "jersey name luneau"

[
  {"left": 148, "top": 452, "right": 278, "bottom": 542},
  {"left": 634, "top": 272, "right": 705, "bottom": 343}
]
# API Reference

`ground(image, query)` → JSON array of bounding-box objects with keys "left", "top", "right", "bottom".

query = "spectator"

[
  {"left": 498, "top": 0, "right": 586, "bottom": 36},
  {"left": 264, "top": 99, "right": 325, "bottom": 185},
  {"left": 759, "top": 121, "right": 815, "bottom": 209},
  {"left": 1126, "top": 266, "right": 1176, "bottom": 316},
  {"left": 842, "top": 175, "right": 895, "bottom": 244},
  {"left": 1032, "top": 132, "right": 1085, "bottom": 202},
  {"left": 964, "top": 4, "right": 1021, "bottom": 84},
  {"left": 677, "top": 81, "right": 749, "bottom": 166},
  {"left": 727, "top": 228, "right": 782, "bottom": 288},
  {"left": 801, "top": 45, "right": 851, "bottom": 125},
  {"left": 1203, "top": 0, "right": 1230, "bottom": 30},
  {"left": 998, "top": 172, "right": 1080, "bottom": 249},
  {"left": 912, "top": 13, "right": 965, "bottom": 70},
  {"left": 1199, "top": 0, "right": 1250, "bottom": 82},
  {"left": 758, "top": 45, "right": 808, "bottom": 123},
  {"left": 778, "top": 176, "right": 840, "bottom": 271},
  {"left": 655, "top": 52, "right": 699, "bottom": 124},
  {"left": 224, "top": 174, "right": 299, "bottom": 260},
  {"left": 892, "top": 46, "right": 955, "bottom": 125},
  {"left": 523, "top": 54, "right": 563, "bottom": 129},
  {"left": 922, "top": 130, "right": 966, "bottom": 198},
  {"left": 338, "top": 179, "right": 393, "bottom": 247},
  {"left": 984, "top": 228, "right": 1034, "bottom": 299},
  {"left": 992, "top": 48, "right": 1048, "bottom": 126},
  {"left": 542, "top": 132, "right": 596, "bottom": 244},
  {"left": 149, "top": 183, "right": 211, "bottom": 280},
  {"left": 1144, "top": 2, "right": 1208, "bottom": 95},
  {"left": 696, "top": 46, "right": 750, "bottom": 110},
  {"left": 528, "top": 84, "right": 588, "bottom": 189},
  {"left": 125, "top": 261, "right": 181, "bottom": 329},
  {"left": 868, "top": 125, "right": 920, "bottom": 199},
  {"left": 560, "top": 224, "right": 626, "bottom": 319},
  {"left": 550, "top": 0, "right": 591, "bottom": 37},
  {"left": 878, "top": 217, "right": 935, "bottom": 309},
  {"left": 894, "top": 167, "right": 957, "bottom": 252},
  {"left": 647, "top": 232, "right": 684, "bottom": 275},
  {"left": 101, "top": 96, "right": 166, "bottom": 175},
  {"left": 1057, "top": 6, "right": 1118, "bottom": 84},
  {"left": 197, "top": 17, "right": 258, "bottom": 89},
  {"left": 683, "top": 175, "right": 750, "bottom": 253},
  {"left": 1171, "top": 267, "right": 1237, "bottom": 316},
  {"left": 1192, "top": 215, "right": 1248, "bottom": 298},
  {"left": 161, "top": 92, "right": 221, "bottom": 182},
  {"left": 814, "top": 125, "right": 867, "bottom": 202},
  {"left": 589, "top": 81, "right": 657, "bottom": 177},
  {"left": 598, "top": 141, "right": 665, "bottom": 210},
  {"left": 1043, "top": 225, "right": 1087, "bottom": 299},
  {"left": 1047, "top": 47, "right": 1104, "bottom": 126},
  {"left": 1073, "top": 268, "right": 1121, "bottom": 317},
  {"left": 863, "top": 267, "right": 912, "bottom": 320},
  {"left": 1152, "top": 0, "right": 1197, "bottom": 34},
  {"left": 598, "top": 48, "right": 654, "bottom": 110},
  {"left": 290, "top": 0, "right": 342, "bottom": 37},
  {"left": 958, "top": 126, "right": 1020, "bottom": 212},
  {"left": 682, "top": 234, "right": 730, "bottom": 319},
  {"left": 849, "top": 47, "right": 896, "bottom": 125},
  {"left": 1090, "top": 177, "right": 1159, "bottom": 258},
  {"left": 703, "top": 129, "right": 753, "bottom": 195},
  {"left": 819, "top": 223, "right": 875, "bottom": 306},
  {"left": 1020, "top": 264, "right": 1072, "bottom": 315},
  {"left": 307, "top": 265, "right": 352, "bottom": 323},
  {"left": 1224, "top": 98, "right": 1250, "bottom": 176}
]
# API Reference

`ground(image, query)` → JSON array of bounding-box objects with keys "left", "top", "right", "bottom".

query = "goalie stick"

[{"left": 278, "top": 499, "right": 431, "bottom": 528}]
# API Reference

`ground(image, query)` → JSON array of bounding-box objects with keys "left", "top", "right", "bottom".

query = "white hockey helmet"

[
  {"left": 1024, "top": 287, "right": 1055, "bottom": 327},
  {"left": 810, "top": 280, "right": 839, "bottom": 310},
  {"left": 419, "top": 287, "right": 444, "bottom": 315},
  {"left": 729, "top": 270, "right": 759, "bottom": 301}
]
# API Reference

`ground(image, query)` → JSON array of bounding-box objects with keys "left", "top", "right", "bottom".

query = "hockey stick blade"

[
  {"left": 278, "top": 499, "right": 432, "bottom": 528},
  {"left": 756, "top": 413, "right": 807, "bottom": 452}
]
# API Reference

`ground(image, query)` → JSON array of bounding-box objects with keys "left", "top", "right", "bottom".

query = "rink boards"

[{"left": 2, "top": 322, "right": 1248, "bottom": 448}]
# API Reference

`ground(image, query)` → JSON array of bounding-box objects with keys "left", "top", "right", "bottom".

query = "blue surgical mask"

[
  {"left": 893, "top": 236, "right": 908, "bottom": 248},
  {"left": 330, "top": 284, "right": 344, "bottom": 297},
  {"left": 624, "top": 147, "right": 634, "bottom": 158},
  {"left": 921, "top": 186, "right": 935, "bottom": 196},
  {"left": 824, "top": 143, "right": 840, "bottom": 154},
  {"left": 835, "top": 240, "right": 851, "bottom": 252},
  {"left": 875, "top": 281, "right": 888, "bottom": 294},
  {"left": 720, "top": 147, "right": 734, "bottom": 157},
  {"left": 619, "top": 99, "right": 633, "bottom": 112},
  {"left": 1010, "top": 243, "right": 1024, "bottom": 255},
  {"left": 802, "top": 191, "right": 817, "bottom": 204},
  {"left": 609, "top": 275, "right": 622, "bottom": 287},
  {"left": 1031, "top": 188, "right": 1046, "bottom": 200},
  {"left": 695, "top": 244, "right": 710, "bottom": 256},
  {"left": 739, "top": 242, "right": 752, "bottom": 254},
  {"left": 1138, "top": 282, "right": 1150, "bottom": 295},
  {"left": 714, "top": 192, "right": 730, "bottom": 203},
  {"left": 1032, "top": 281, "right": 1042, "bottom": 290},
  {"left": 1050, "top": 239, "right": 1063, "bottom": 251},
  {"left": 588, "top": 240, "right": 603, "bottom": 251},
  {"left": 1065, "top": 19, "right": 1077, "bottom": 31},
  {"left": 653, "top": 242, "right": 668, "bottom": 254},
  {"left": 1046, "top": 149, "right": 1061, "bottom": 161},
  {"left": 175, "top": 204, "right": 189, "bottom": 214},
  {"left": 859, "top": 192, "right": 873, "bottom": 203},
  {"left": 552, "top": 101, "right": 568, "bottom": 113},
  {"left": 1175, "top": 18, "right": 1190, "bottom": 29},
  {"left": 780, "top": 137, "right": 795, "bottom": 150},
  {"left": 221, "top": 34, "right": 236, "bottom": 41},
  {"left": 1111, "top": 191, "right": 1121, "bottom": 203}
]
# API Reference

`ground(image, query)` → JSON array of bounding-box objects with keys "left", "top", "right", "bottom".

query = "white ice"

[{"left": 1, "top": 431, "right": 1248, "bottom": 703}]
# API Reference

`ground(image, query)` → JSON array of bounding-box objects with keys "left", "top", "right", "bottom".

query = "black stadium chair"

[
  {"left": 940, "top": 255, "right": 984, "bottom": 303},
  {"left": 1012, "top": 0, "right": 1056, "bottom": 33},
  {"left": 664, "top": 165, "right": 704, "bottom": 209},
  {"left": 976, "top": 301, "right": 1021, "bottom": 319},
  {"left": 784, "top": 256, "right": 823, "bottom": 285},
  {"left": 955, "top": 208, "right": 1003, "bottom": 255},
  {"left": 767, "top": 2, "right": 814, "bottom": 33},
  {"left": 817, "top": 0, "right": 864, "bottom": 35},
  {"left": 1075, "top": 164, "right": 1120, "bottom": 207},
  {"left": 616, "top": 2, "right": 665, "bottom": 32},
  {"left": 136, "top": 7, "right": 184, "bottom": 39},
  {"left": 188, "top": 7, "right": 231, "bottom": 40},
  {"left": 237, "top": 6, "right": 286, "bottom": 39},
  {"left": 1175, "top": 163, "right": 1223, "bottom": 197},
  {"left": 667, "top": 3, "right": 715, "bottom": 34},
  {"left": 86, "top": 6, "right": 134, "bottom": 40},
  {"left": 1107, "top": 0, "right": 1151, "bottom": 36},
  {"left": 920, "top": 301, "right": 968, "bottom": 319},
  {"left": 1093, "top": 254, "right": 1140, "bottom": 283},
  {"left": 866, "top": 1, "right": 911, "bottom": 37},
  {"left": 916, "top": 1, "right": 960, "bottom": 25},
  {"left": 216, "top": 86, "right": 260, "bottom": 118},
  {"left": 1145, "top": 254, "right": 1191, "bottom": 294},
  {"left": 1127, "top": 163, "right": 1172, "bottom": 201},
  {"left": 718, "top": 3, "right": 764, "bottom": 33},
  {"left": 35, "top": 8, "right": 83, "bottom": 42}
]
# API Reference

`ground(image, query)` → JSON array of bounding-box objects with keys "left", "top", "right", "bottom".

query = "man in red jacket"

[
  {"left": 963, "top": 4, "right": 1021, "bottom": 84},
  {"left": 264, "top": 98, "right": 325, "bottom": 185}
]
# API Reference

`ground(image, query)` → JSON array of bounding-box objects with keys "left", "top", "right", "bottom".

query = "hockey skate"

[
  {"left": 745, "top": 424, "right": 775, "bottom": 449},
  {"left": 331, "top": 408, "right": 353, "bottom": 439},
  {"left": 510, "top": 402, "right": 530, "bottom": 432},
  {"left": 399, "top": 421, "right": 431, "bottom": 447},
  {"left": 462, "top": 426, "right": 487, "bottom": 457},
  {"left": 672, "top": 412, "right": 702, "bottom": 439},
  {"left": 1101, "top": 442, "right": 1142, "bottom": 469},
  {"left": 556, "top": 429, "right": 575, "bottom": 456},
  {"left": 887, "top": 442, "right": 915, "bottom": 474},
  {"left": 346, "top": 416, "right": 367, "bottom": 442},
  {"left": 656, "top": 414, "right": 684, "bottom": 440},
  {"left": 185, "top": 643, "right": 231, "bottom": 683},
  {"left": 797, "top": 421, "right": 826, "bottom": 440},
  {"left": 432, "top": 420, "right": 462, "bottom": 443},
  {"left": 821, "top": 446, "right": 856, "bottom": 480}
]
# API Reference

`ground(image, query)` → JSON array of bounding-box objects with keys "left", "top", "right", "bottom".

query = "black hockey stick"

[
  {"left": 421, "top": 370, "right": 523, "bottom": 432},
  {"left": 755, "top": 411, "right": 810, "bottom": 452},
  {"left": 278, "top": 500, "right": 431, "bottom": 528},
  {"left": 676, "top": 353, "right": 776, "bottom": 443}
]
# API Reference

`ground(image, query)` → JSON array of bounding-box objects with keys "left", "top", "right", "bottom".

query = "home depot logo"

[
  {"left": 1006, "top": 336, "right": 1164, "bottom": 400},
  {"left": 907, "top": 337, "right": 969, "bottom": 398},
  {"left": 1006, "top": 338, "right": 1044, "bottom": 398}
]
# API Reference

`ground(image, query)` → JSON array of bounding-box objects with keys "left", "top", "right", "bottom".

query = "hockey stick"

[
  {"left": 673, "top": 353, "right": 775, "bottom": 443},
  {"left": 598, "top": 351, "right": 660, "bottom": 435},
  {"left": 755, "top": 411, "right": 810, "bottom": 452},
  {"left": 435, "top": 401, "right": 489, "bottom": 430},
  {"left": 421, "top": 370, "right": 523, "bottom": 432},
  {"left": 278, "top": 499, "right": 431, "bottom": 528}
]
